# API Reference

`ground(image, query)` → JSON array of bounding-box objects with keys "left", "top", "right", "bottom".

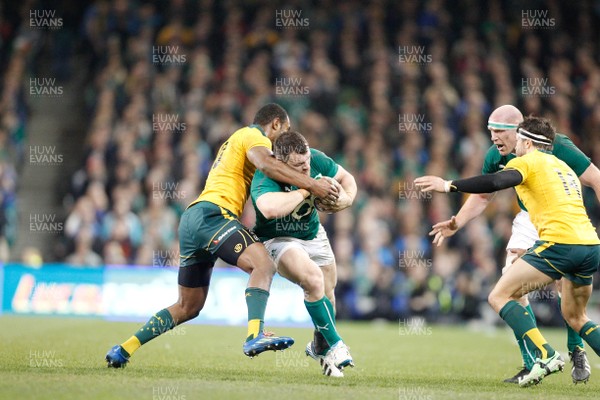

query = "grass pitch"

[{"left": 0, "top": 316, "right": 598, "bottom": 399}]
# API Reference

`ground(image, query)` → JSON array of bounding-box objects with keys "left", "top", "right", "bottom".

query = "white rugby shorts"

[
  {"left": 506, "top": 210, "right": 538, "bottom": 250},
  {"left": 263, "top": 225, "right": 335, "bottom": 267},
  {"left": 503, "top": 210, "right": 539, "bottom": 273}
]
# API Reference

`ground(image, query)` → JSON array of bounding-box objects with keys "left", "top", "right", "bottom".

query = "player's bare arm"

[
  {"left": 429, "top": 193, "right": 495, "bottom": 246},
  {"left": 579, "top": 163, "right": 600, "bottom": 204},
  {"left": 247, "top": 146, "right": 339, "bottom": 201},
  {"left": 255, "top": 189, "right": 311, "bottom": 219},
  {"left": 317, "top": 166, "right": 357, "bottom": 213}
]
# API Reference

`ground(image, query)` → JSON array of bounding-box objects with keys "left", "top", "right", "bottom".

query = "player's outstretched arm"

[
  {"left": 255, "top": 190, "right": 310, "bottom": 219},
  {"left": 415, "top": 171, "right": 522, "bottom": 246},
  {"left": 247, "top": 146, "right": 338, "bottom": 201},
  {"left": 415, "top": 170, "right": 522, "bottom": 194}
]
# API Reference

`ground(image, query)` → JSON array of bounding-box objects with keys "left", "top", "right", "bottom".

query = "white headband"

[{"left": 517, "top": 127, "right": 553, "bottom": 145}]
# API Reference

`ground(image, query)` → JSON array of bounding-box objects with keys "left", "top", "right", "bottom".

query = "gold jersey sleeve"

[
  {"left": 505, "top": 150, "right": 599, "bottom": 244},
  {"left": 189, "top": 125, "right": 272, "bottom": 217}
]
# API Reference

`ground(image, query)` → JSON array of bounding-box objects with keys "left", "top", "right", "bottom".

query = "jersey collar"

[{"left": 249, "top": 124, "right": 267, "bottom": 137}]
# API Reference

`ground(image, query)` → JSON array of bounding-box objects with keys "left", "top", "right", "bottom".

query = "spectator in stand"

[
  {"left": 66, "top": 225, "right": 103, "bottom": 267},
  {"left": 58, "top": 0, "right": 600, "bottom": 324}
]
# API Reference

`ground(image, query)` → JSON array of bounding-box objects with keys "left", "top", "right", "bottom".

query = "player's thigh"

[
  {"left": 182, "top": 202, "right": 267, "bottom": 271},
  {"left": 179, "top": 201, "right": 249, "bottom": 266},
  {"left": 178, "top": 260, "right": 214, "bottom": 288},
  {"left": 176, "top": 261, "right": 214, "bottom": 311},
  {"left": 490, "top": 258, "right": 554, "bottom": 310},
  {"left": 502, "top": 248, "right": 527, "bottom": 274},
  {"left": 286, "top": 226, "right": 336, "bottom": 287},
  {"left": 501, "top": 248, "right": 532, "bottom": 307},
  {"left": 278, "top": 246, "right": 322, "bottom": 288},
  {"left": 235, "top": 241, "right": 274, "bottom": 274},
  {"left": 299, "top": 226, "right": 335, "bottom": 297}
]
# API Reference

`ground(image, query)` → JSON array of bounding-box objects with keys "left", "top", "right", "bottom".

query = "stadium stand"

[{"left": 41, "top": 0, "right": 600, "bottom": 322}]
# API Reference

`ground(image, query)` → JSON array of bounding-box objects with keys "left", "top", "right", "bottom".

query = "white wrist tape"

[{"left": 444, "top": 180, "right": 452, "bottom": 193}]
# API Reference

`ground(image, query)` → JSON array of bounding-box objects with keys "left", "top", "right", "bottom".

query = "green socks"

[
  {"left": 500, "top": 300, "right": 555, "bottom": 360},
  {"left": 515, "top": 304, "right": 536, "bottom": 370},
  {"left": 246, "top": 287, "right": 269, "bottom": 341},
  {"left": 323, "top": 295, "right": 336, "bottom": 327},
  {"left": 579, "top": 321, "right": 600, "bottom": 356},
  {"left": 305, "top": 296, "right": 341, "bottom": 355},
  {"left": 135, "top": 308, "right": 176, "bottom": 344},
  {"left": 121, "top": 308, "right": 176, "bottom": 356},
  {"left": 514, "top": 294, "right": 586, "bottom": 367}
]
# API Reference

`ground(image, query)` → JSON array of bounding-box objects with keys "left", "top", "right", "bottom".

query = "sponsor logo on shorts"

[{"left": 214, "top": 226, "right": 237, "bottom": 245}]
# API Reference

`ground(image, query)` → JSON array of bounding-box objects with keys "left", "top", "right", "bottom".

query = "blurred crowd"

[
  {"left": 7, "top": 0, "right": 600, "bottom": 322},
  {"left": 0, "top": 3, "right": 33, "bottom": 263}
]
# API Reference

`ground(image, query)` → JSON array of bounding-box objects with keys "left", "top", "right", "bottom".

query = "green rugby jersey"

[
  {"left": 482, "top": 134, "right": 590, "bottom": 210},
  {"left": 251, "top": 148, "right": 339, "bottom": 241}
]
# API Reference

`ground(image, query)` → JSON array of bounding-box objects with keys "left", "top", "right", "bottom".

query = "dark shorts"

[
  {"left": 522, "top": 241, "right": 600, "bottom": 285},
  {"left": 177, "top": 201, "right": 259, "bottom": 287}
]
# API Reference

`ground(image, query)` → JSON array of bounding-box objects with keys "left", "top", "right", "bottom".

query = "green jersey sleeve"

[
  {"left": 552, "top": 134, "right": 591, "bottom": 176},
  {"left": 310, "top": 149, "right": 339, "bottom": 178},
  {"left": 250, "top": 169, "right": 282, "bottom": 202},
  {"left": 251, "top": 162, "right": 322, "bottom": 242}
]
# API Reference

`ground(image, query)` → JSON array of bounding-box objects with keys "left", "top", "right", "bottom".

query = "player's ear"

[{"left": 271, "top": 117, "right": 281, "bottom": 131}]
